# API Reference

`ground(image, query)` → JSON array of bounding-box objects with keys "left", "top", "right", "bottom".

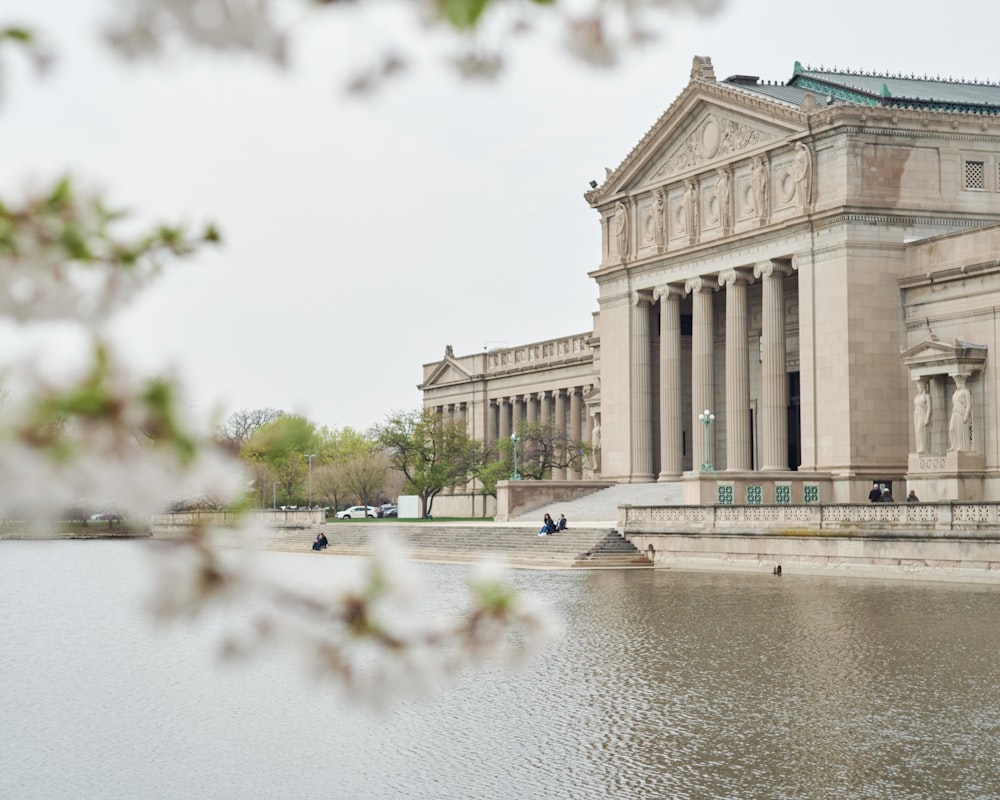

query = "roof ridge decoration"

[{"left": 795, "top": 60, "right": 1000, "bottom": 87}]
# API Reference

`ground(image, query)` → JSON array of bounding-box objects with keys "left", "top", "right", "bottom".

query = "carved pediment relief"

[
  {"left": 649, "top": 114, "right": 776, "bottom": 181},
  {"left": 608, "top": 99, "right": 802, "bottom": 198}
]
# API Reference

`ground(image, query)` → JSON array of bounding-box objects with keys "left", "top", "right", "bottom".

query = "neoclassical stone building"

[{"left": 421, "top": 56, "right": 1000, "bottom": 505}]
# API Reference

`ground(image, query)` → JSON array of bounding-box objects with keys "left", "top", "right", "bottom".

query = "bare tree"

[
  {"left": 219, "top": 408, "right": 283, "bottom": 450},
  {"left": 314, "top": 461, "right": 350, "bottom": 513},
  {"left": 344, "top": 450, "right": 391, "bottom": 509}
]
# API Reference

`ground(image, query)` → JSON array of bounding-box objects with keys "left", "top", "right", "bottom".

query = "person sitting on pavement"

[
  {"left": 312, "top": 532, "right": 329, "bottom": 551},
  {"left": 538, "top": 513, "right": 557, "bottom": 536},
  {"left": 556, "top": 514, "right": 568, "bottom": 531}
]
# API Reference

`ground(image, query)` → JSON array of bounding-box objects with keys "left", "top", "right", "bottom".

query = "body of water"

[{"left": 2, "top": 540, "right": 1000, "bottom": 799}]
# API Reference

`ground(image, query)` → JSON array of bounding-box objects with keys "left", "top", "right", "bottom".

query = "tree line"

[{"left": 218, "top": 407, "right": 593, "bottom": 518}]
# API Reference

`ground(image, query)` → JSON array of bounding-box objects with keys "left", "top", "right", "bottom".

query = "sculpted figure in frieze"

[
  {"left": 684, "top": 180, "right": 700, "bottom": 243},
  {"left": 751, "top": 155, "right": 770, "bottom": 222},
  {"left": 614, "top": 201, "right": 630, "bottom": 263},
  {"left": 652, "top": 188, "right": 667, "bottom": 252},
  {"left": 715, "top": 167, "right": 732, "bottom": 233},
  {"left": 793, "top": 142, "right": 813, "bottom": 212}
]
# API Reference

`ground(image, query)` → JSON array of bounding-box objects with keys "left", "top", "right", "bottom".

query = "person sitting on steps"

[
  {"left": 556, "top": 514, "right": 567, "bottom": 531},
  {"left": 538, "top": 513, "right": 557, "bottom": 536}
]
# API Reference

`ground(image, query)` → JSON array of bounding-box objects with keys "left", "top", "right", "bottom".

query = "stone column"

[
  {"left": 526, "top": 394, "right": 538, "bottom": 424},
  {"left": 511, "top": 395, "right": 524, "bottom": 433},
  {"left": 568, "top": 387, "right": 583, "bottom": 479},
  {"left": 754, "top": 260, "right": 790, "bottom": 470},
  {"left": 655, "top": 285, "right": 684, "bottom": 479},
  {"left": 686, "top": 277, "right": 715, "bottom": 471},
  {"left": 630, "top": 291, "right": 655, "bottom": 481},
  {"left": 553, "top": 389, "right": 568, "bottom": 480},
  {"left": 539, "top": 391, "right": 552, "bottom": 425},
  {"left": 487, "top": 400, "right": 498, "bottom": 448},
  {"left": 498, "top": 398, "right": 511, "bottom": 441},
  {"left": 719, "top": 268, "right": 753, "bottom": 470}
]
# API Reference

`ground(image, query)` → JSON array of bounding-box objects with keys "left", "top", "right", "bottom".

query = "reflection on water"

[{"left": 2, "top": 541, "right": 1000, "bottom": 800}]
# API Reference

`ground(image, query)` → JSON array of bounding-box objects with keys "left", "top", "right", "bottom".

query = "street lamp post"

[
  {"left": 698, "top": 409, "right": 716, "bottom": 471},
  {"left": 510, "top": 432, "right": 521, "bottom": 480},
  {"left": 307, "top": 453, "right": 316, "bottom": 508},
  {"left": 273, "top": 481, "right": 279, "bottom": 510}
]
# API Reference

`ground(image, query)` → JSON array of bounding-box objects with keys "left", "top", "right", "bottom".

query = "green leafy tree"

[
  {"left": 472, "top": 438, "right": 514, "bottom": 498},
  {"left": 372, "top": 408, "right": 479, "bottom": 518},
  {"left": 314, "top": 425, "right": 381, "bottom": 511},
  {"left": 242, "top": 414, "right": 319, "bottom": 506}
]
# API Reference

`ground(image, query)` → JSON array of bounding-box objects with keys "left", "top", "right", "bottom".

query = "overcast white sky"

[{"left": 5, "top": 0, "right": 999, "bottom": 433}]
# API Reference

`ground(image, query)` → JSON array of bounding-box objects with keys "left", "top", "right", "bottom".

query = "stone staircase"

[
  {"left": 166, "top": 522, "right": 650, "bottom": 570},
  {"left": 572, "top": 531, "right": 652, "bottom": 568}
]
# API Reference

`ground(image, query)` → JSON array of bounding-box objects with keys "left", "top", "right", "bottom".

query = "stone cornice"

[{"left": 900, "top": 258, "right": 1000, "bottom": 289}]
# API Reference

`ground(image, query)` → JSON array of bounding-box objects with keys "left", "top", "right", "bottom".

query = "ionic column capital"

[
  {"left": 753, "top": 260, "right": 793, "bottom": 280},
  {"left": 631, "top": 290, "right": 655, "bottom": 307},
  {"left": 718, "top": 267, "right": 754, "bottom": 288},
  {"left": 653, "top": 284, "right": 685, "bottom": 303},
  {"left": 684, "top": 276, "right": 716, "bottom": 295}
]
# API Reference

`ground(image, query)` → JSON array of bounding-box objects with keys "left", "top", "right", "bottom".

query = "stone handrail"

[{"left": 620, "top": 502, "right": 1000, "bottom": 534}]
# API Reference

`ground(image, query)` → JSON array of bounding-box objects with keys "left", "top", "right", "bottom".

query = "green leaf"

[{"left": 438, "top": 0, "right": 491, "bottom": 29}]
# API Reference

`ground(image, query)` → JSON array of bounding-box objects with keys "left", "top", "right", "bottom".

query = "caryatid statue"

[
  {"left": 913, "top": 380, "right": 931, "bottom": 454},
  {"left": 948, "top": 375, "right": 973, "bottom": 452}
]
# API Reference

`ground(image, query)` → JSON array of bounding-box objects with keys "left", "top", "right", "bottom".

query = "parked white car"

[{"left": 336, "top": 505, "right": 376, "bottom": 519}]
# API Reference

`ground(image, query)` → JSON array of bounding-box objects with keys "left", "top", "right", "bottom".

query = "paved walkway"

[{"left": 511, "top": 481, "right": 685, "bottom": 525}]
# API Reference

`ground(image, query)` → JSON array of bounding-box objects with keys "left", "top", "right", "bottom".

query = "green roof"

[{"left": 788, "top": 63, "right": 1000, "bottom": 114}]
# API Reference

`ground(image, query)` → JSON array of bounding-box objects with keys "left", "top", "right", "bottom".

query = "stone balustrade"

[{"left": 620, "top": 502, "right": 1000, "bottom": 536}]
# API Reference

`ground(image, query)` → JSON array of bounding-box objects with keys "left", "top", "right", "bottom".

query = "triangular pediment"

[
  {"left": 589, "top": 80, "right": 807, "bottom": 202},
  {"left": 422, "top": 358, "right": 473, "bottom": 388},
  {"left": 902, "top": 336, "right": 988, "bottom": 377}
]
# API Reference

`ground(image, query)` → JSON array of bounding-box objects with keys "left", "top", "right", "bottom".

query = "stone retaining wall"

[{"left": 621, "top": 503, "right": 1000, "bottom": 583}]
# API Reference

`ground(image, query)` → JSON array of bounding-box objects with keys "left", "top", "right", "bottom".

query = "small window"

[{"left": 965, "top": 160, "right": 985, "bottom": 190}]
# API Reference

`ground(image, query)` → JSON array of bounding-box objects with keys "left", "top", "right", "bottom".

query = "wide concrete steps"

[{"left": 183, "top": 522, "right": 642, "bottom": 570}]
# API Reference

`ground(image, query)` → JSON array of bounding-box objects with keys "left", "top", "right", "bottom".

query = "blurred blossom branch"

[
  {"left": 1, "top": 4, "right": 569, "bottom": 705},
  {"left": 0, "top": 25, "right": 54, "bottom": 104},
  {"left": 0, "top": 176, "right": 220, "bottom": 325},
  {"left": 101, "top": 0, "right": 724, "bottom": 92},
  {"left": 150, "top": 530, "right": 559, "bottom": 707}
]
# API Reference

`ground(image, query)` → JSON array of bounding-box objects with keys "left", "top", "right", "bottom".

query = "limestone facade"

[{"left": 420, "top": 57, "right": 1000, "bottom": 503}]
